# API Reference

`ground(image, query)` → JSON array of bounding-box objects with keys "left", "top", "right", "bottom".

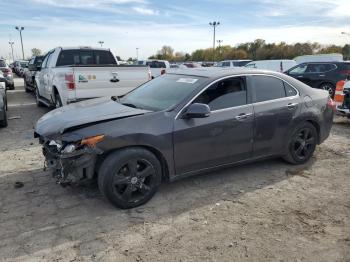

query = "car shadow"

[{"left": 0, "top": 157, "right": 315, "bottom": 260}]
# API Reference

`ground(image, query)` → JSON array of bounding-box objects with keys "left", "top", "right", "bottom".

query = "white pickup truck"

[{"left": 35, "top": 47, "right": 151, "bottom": 107}]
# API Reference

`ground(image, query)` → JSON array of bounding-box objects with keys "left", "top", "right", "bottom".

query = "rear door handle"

[
  {"left": 287, "top": 102, "right": 298, "bottom": 109},
  {"left": 235, "top": 113, "right": 253, "bottom": 120},
  {"left": 319, "top": 74, "right": 325, "bottom": 77}
]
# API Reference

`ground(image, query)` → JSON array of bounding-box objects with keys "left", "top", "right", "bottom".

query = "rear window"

[
  {"left": 0, "top": 60, "right": 6, "bottom": 67},
  {"left": 306, "top": 63, "right": 336, "bottom": 73},
  {"left": 56, "top": 50, "right": 116, "bottom": 66},
  {"left": 146, "top": 61, "right": 166, "bottom": 68}
]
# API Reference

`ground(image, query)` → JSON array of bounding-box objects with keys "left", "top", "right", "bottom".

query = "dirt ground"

[{"left": 0, "top": 77, "right": 349, "bottom": 262}]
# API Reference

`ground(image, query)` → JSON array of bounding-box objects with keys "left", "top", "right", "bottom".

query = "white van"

[
  {"left": 294, "top": 53, "right": 343, "bottom": 64},
  {"left": 245, "top": 59, "right": 297, "bottom": 72}
]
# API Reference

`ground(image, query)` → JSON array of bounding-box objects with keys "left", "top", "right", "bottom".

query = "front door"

[{"left": 173, "top": 76, "right": 254, "bottom": 175}]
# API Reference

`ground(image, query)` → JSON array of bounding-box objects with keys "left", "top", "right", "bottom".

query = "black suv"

[{"left": 285, "top": 62, "right": 350, "bottom": 97}]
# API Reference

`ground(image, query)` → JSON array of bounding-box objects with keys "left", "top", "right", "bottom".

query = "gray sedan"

[{"left": 35, "top": 69, "right": 334, "bottom": 209}]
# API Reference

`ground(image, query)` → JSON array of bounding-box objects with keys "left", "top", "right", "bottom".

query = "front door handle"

[
  {"left": 235, "top": 113, "right": 253, "bottom": 120},
  {"left": 287, "top": 102, "right": 298, "bottom": 109}
]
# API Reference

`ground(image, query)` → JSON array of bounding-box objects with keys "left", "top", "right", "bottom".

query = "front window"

[
  {"left": 289, "top": 64, "right": 307, "bottom": 74},
  {"left": 120, "top": 74, "right": 207, "bottom": 111},
  {"left": 193, "top": 77, "right": 247, "bottom": 111}
]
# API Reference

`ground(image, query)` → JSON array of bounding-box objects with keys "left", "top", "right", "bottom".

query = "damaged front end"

[{"left": 39, "top": 135, "right": 104, "bottom": 186}]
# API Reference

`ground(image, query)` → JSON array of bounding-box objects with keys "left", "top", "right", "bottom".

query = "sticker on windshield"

[{"left": 176, "top": 78, "right": 198, "bottom": 84}]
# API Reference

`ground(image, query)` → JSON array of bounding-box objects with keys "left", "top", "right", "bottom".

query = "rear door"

[{"left": 251, "top": 75, "right": 300, "bottom": 157}]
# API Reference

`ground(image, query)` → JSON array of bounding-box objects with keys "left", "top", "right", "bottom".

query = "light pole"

[
  {"left": 15, "top": 26, "right": 25, "bottom": 59},
  {"left": 217, "top": 40, "right": 223, "bottom": 55},
  {"left": 209, "top": 21, "right": 220, "bottom": 62},
  {"left": 136, "top": 48, "right": 139, "bottom": 61},
  {"left": 98, "top": 41, "right": 104, "bottom": 47},
  {"left": 9, "top": 41, "right": 14, "bottom": 62}
]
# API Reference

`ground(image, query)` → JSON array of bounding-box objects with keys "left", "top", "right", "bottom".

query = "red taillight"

[
  {"left": 341, "top": 70, "right": 350, "bottom": 75},
  {"left": 161, "top": 69, "right": 166, "bottom": 75},
  {"left": 327, "top": 97, "right": 336, "bottom": 112},
  {"left": 65, "top": 74, "right": 75, "bottom": 90}
]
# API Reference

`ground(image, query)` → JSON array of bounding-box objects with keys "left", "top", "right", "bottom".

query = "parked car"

[
  {"left": 0, "top": 74, "right": 8, "bottom": 127},
  {"left": 24, "top": 56, "right": 44, "bottom": 92},
  {"left": 137, "top": 60, "right": 170, "bottom": 78},
  {"left": 284, "top": 62, "right": 350, "bottom": 97},
  {"left": 35, "top": 68, "right": 334, "bottom": 209},
  {"left": 183, "top": 62, "right": 202, "bottom": 68},
  {"left": 13, "top": 60, "right": 29, "bottom": 77},
  {"left": 0, "top": 59, "right": 14, "bottom": 89},
  {"left": 216, "top": 60, "right": 252, "bottom": 68},
  {"left": 335, "top": 76, "right": 350, "bottom": 118},
  {"left": 34, "top": 47, "right": 151, "bottom": 108},
  {"left": 170, "top": 64, "right": 187, "bottom": 69},
  {"left": 245, "top": 60, "right": 297, "bottom": 72}
]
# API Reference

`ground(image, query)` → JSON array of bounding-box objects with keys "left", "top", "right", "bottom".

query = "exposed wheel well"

[{"left": 95, "top": 145, "right": 170, "bottom": 182}]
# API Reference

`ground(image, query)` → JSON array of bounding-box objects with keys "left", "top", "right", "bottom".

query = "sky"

[{"left": 0, "top": 0, "right": 350, "bottom": 60}]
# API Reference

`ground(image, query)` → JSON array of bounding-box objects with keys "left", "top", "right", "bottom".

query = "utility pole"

[
  {"left": 209, "top": 21, "right": 220, "bottom": 62},
  {"left": 98, "top": 41, "right": 104, "bottom": 47},
  {"left": 9, "top": 41, "right": 14, "bottom": 62},
  {"left": 15, "top": 26, "right": 24, "bottom": 59},
  {"left": 136, "top": 47, "right": 139, "bottom": 61}
]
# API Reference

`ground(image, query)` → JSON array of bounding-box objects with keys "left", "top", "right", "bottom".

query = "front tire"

[
  {"left": 283, "top": 122, "right": 318, "bottom": 165},
  {"left": 0, "top": 109, "right": 8, "bottom": 127},
  {"left": 98, "top": 148, "right": 162, "bottom": 209},
  {"left": 54, "top": 92, "right": 62, "bottom": 108},
  {"left": 34, "top": 83, "right": 44, "bottom": 107}
]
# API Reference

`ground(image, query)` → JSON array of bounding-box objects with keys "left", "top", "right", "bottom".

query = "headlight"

[
  {"left": 61, "top": 144, "right": 76, "bottom": 154},
  {"left": 49, "top": 140, "right": 62, "bottom": 150}
]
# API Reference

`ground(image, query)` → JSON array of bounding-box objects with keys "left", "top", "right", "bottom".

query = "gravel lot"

[{"left": 0, "top": 77, "right": 349, "bottom": 262}]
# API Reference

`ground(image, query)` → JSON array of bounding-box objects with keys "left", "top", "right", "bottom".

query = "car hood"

[{"left": 35, "top": 97, "right": 151, "bottom": 138}]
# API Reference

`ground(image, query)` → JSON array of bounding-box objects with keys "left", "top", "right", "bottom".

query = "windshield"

[{"left": 120, "top": 74, "right": 207, "bottom": 111}]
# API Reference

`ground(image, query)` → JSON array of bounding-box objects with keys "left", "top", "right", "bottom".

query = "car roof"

[
  {"left": 59, "top": 46, "right": 111, "bottom": 51},
  {"left": 167, "top": 67, "right": 287, "bottom": 79}
]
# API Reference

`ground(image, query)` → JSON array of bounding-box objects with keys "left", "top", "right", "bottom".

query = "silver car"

[{"left": 0, "top": 59, "right": 14, "bottom": 90}]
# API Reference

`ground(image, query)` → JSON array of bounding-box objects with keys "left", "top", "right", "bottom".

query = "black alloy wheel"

[
  {"left": 283, "top": 122, "right": 317, "bottom": 164},
  {"left": 98, "top": 148, "right": 162, "bottom": 209}
]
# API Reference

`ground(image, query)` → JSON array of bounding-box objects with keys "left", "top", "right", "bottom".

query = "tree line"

[{"left": 149, "top": 39, "right": 350, "bottom": 62}]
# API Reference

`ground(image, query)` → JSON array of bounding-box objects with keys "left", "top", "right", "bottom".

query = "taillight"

[
  {"left": 340, "top": 70, "right": 350, "bottom": 75},
  {"left": 161, "top": 69, "right": 166, "bottom": 75},
  {"left": 327, "top": 97, "right": 336, "bottom": 112},
  {"left": 65, "top": 74, "right": 75, "bottom": 90},
  {"left": 4, "top": 68, "right": 11, "bottom": 73}
]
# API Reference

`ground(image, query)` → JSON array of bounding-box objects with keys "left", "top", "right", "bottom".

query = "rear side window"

[
  {"left": 306, "top": 63, "right": 336, "bottom": 73},
  {"left": 253, "top": 76, "right": 286, "bottom": 102},
  {"left": 56, "top": 50, "right": 116, "bottom": 66},
  {"left": 194, "top": 77, "right": 247, "bottom": 110}
]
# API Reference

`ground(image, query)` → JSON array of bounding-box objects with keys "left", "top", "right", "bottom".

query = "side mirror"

[{"left": 182, "top": 103, "right": 210, "bottom": 119}]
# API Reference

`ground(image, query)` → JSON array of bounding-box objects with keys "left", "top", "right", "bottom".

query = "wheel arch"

[
  {"left": 305, "top": 119, "right": 321, "bottom": 144},
  {"left": 95, "top": 145, "right": 170, "bottom": 182}
]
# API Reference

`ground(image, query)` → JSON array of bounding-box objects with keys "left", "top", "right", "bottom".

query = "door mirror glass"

[{"left": 182, "top": 103, "right": 210, "bottom": 119}]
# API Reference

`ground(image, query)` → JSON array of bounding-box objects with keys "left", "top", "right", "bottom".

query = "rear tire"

[
  {"left": 35, "top": 83, "right": 44, "bottom": 107},
  {"left": 0, "top": 108, "right": 8, "bottom": 127},
  {"left": 54, "top": 92, "right": 62, "bottom": 108},
  {"left": 283, "top": 122, "right": 318, "bottom": 165},
  {"left": 98, "top": 148, "right": 162, "bottom": 209}
]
